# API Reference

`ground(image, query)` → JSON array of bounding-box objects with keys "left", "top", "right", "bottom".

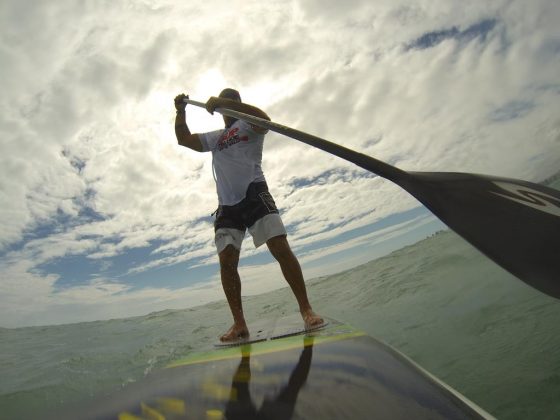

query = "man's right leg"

[
  {"left": 219, "top": 244, "right": 249, "bottom": 342},
  {"left": 266, "top": 235, "right": 323, "bottom": 328}
]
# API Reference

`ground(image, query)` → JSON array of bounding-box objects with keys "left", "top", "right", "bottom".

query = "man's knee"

[
  {"left": 219, "top": 245, "right": 240, "bottom": 269},
  {"left": 267, "top": 235, "right": 292, "bottom": 261}
]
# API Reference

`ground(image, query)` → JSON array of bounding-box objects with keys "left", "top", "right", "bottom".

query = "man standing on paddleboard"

[{"left": 174, "top": 89, "right": 323, "bottom": 342}]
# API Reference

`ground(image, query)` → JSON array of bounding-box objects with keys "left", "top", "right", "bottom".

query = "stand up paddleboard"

[{"left": 48, "top": 315, "right": 495, "bottom": 419}]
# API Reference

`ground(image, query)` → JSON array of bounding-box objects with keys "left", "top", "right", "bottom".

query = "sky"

[{"left": 1, "top": 0, "right": 559, "bottom": 328}]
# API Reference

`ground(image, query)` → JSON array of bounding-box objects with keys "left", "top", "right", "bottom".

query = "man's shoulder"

[{"left": 235, "top": 119, "right": 268, "bottom": 135}]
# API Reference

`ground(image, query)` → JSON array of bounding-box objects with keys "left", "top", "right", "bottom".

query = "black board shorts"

[
  {"left": 214, "top": 182, "right": 280, "bottom": 231},
  {"left": 213, "top": 182, "right": 286, "bottom": 252}
]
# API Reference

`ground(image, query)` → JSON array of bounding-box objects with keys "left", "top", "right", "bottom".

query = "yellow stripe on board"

[
  {"left": 118, "top": 413, "right": 143, "bottom": 420},
  {"left": 140, "top": 402, "right": 165, "bottom": 420},
  {"left": 166, "top": 325, "right": 365, "bottom": 369}
]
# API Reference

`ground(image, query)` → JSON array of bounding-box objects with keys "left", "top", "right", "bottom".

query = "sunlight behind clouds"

[{"left": 194, "top": 69, "right": 228, "bottom": 96}]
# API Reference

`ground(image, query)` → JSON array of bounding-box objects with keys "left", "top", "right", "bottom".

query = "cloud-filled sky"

[{"left": 1, "top": 0, "right": 559, "bottom": 327}]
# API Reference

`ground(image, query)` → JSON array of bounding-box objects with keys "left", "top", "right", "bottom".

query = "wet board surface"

[
  {"left": 214, "top": 313, "right": 329, "bottom": 347},
  {"left": 47, "top": 316, "right": 495, "bottom": 420}
]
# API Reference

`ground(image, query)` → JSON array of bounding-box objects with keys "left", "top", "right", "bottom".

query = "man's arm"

[
  {"left": 174, "top": 94, "right": 203, "bottom": 152},
  {"left": 206, "top": 97, "right": 271, "bottom": 120},
  {"left": 206, "top": 97, "right": 271, "bottom": 133}
]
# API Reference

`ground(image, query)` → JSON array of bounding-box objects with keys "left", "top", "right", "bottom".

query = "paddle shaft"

[{"left": 183, "top": 99, "right": 407, "bottom": 183}]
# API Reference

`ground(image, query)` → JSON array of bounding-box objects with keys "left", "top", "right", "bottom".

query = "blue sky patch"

[
  {"left": 489, "top": 100, "right": 535, "bottom": 122},
  {"left": 40, "top": 237, "right": 216, "bottom": 293},
  {"left": 406, "top": 18, "right": 498, "bottom": 51},
  {"left": 287, "top": 168, "right": 376, "bottom": 190}
]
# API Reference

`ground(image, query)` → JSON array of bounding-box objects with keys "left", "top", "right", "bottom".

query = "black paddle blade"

[{"left": 400, "top": 172, "right": 560, "bottom": 299}]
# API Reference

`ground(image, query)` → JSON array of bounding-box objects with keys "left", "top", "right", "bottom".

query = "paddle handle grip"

[
  {"left": 183, "top": 98, "right": 206, "bottom": 108},
  {"left": 182, "top": 98, "right": 407, "bottom": 183}
]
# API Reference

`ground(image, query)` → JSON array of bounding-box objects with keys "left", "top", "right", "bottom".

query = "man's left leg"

[
  {"left": 266, "top": 235, "right": 323, "bottom": 327},
  {"left": 219, "top": 244, "right": 249, "bottom": 342}
]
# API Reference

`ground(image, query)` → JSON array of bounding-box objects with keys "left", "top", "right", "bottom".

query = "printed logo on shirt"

[{"left": 217, "top": 127, "right": 249, "bottom": 151}]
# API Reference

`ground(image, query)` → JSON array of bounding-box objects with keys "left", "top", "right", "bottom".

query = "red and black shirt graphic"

[{"left": 217, "top": 127, "right": 249, "bottom": 151}]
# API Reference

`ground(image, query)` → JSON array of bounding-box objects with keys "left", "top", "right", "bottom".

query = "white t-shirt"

[{"left": 199, "top": 119, "right": 266, "bottom": 206}]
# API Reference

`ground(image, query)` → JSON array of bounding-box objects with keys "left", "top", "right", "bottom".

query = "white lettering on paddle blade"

[{"left": 491, "top": 181, "right": 560, "bottom": 218}]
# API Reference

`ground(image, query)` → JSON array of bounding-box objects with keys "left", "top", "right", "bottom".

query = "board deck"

[
  {"left": 214, "top": 313, "right": 329, "bottom": 347},
  {"left": 47, "top": 316, "right": 495, "bottom": 420}
]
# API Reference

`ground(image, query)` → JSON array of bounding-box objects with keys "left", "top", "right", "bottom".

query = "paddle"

[{"left": 184, "top": 98, "right": 560, "bottom": 299}]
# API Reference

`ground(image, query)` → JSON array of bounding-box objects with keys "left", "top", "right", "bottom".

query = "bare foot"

[
  {"left": 220, "top": 323, "right": 249, "bottom": 342},
  {"left": 301, "top": 309, "right": 324, "bottom": 329}
]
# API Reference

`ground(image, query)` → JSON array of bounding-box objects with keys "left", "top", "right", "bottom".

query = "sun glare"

[
  {"left": 193, "top": 69, "right": 297, "bottom": 110},
  {"left": 193, "top": 68, "right": 228, "bottom": 99}
]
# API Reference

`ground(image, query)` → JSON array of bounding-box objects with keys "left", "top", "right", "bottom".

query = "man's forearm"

[
  {"left": 229, "top": 102, "right": 270, "bottom": 121},
  {"left": 175, "top": 110, "right": 191, "bottom": 138},
  {"left": 175, "top": 111, "right": 202, "bottom": 152},
  {"left": 210, "top": 97, "right": 270, "bottom": 121}
]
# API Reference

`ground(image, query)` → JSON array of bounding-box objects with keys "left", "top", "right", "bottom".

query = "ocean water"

[{"left": 2, "top": 195, "right": 560, "bottom": 418}]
